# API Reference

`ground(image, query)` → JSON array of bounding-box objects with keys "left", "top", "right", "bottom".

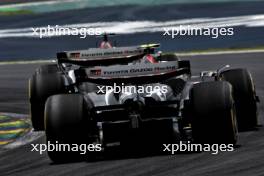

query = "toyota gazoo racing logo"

[
  {"left": 90, "top": 69, "right": 102, "bottom": 76},
  {"left": 70, "top": 52, "right": 80, "bottom": 59}
]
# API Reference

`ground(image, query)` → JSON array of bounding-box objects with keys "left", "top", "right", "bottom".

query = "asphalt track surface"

[{"left": 0, "top": 51, "right": 263, "bottom": 176}]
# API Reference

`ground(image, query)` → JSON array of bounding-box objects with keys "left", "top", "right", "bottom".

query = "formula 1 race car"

[{"left": 29, "top": 39, "right": 259, "bottom": 163}]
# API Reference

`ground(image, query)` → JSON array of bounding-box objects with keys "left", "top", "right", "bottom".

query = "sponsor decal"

[
  {"left": 76, "top": 48, "right": 143, "bottom": 59},
  {"left": 102, "top": 65, "right": 176, "bottom": 75},
  {"left": 90, "top": 69, "right": 102, "bottom": 76},
  {"left": 70, "top": 52, "right": 80, "bottom": 58},
  {"left": 86, "top": 61, "right": 178, "bottom": 78}
]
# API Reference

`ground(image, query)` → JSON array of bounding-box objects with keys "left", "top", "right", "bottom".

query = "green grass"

[{"left": 0, "top": 8, "right": 33, "bottom": 15}]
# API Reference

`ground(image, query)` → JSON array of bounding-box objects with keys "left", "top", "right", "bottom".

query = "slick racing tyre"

[
  {"left": 29, "top": 72, "right": 65, "bottom": 130},
  {"left": 160, "top": 53, "right": 178, "bottom": 62},
  {"left": 220, "top": 68, "right": 258, "bottom": 131},
  {"left": 45, "top": 94, "right": 89, "bottom": 163},
  {"left": 191, "top": 81, "right": 238, "bottom": 144},
  {"left": 35, "top": 64, "right": 60, "bottom": 74},
  {"left": 178, "top": 60, "right": 191, "bottom": 75}
]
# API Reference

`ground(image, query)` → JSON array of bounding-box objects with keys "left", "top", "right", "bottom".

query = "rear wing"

[
  {"left": 76, "top": 61, "right": 188, "bottom": 84},
  {"left": 56, "top": 44, "right": 160, "bottom": 66}
]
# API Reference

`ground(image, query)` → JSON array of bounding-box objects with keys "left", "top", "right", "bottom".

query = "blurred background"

[{"left": 0, "top": 0, "right": 264, "bottom": 60}]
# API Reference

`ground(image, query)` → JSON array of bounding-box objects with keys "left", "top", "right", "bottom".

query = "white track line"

[
  {"left": 1, "top": 14, "right": 264, "bottom": 38},
  {"left": 0, "top": 50, "right": 264, "bottom": 65},
  {"left": 177, "top": 49, "right": 264, "bottom": 56},
  {"left": 0, "top": 59, "right": 54, "bottom": 65}
]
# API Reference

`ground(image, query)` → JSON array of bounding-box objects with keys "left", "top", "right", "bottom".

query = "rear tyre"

[
  {"left": 35, "top": 64, "right": 59, "bottom": 74},
  {"left": 178, "top": 60, "right": 191, "bottom": 75},
  {"left": 220, "top": 68, "right": 258, "bottom": 131},
  {"left": 191, "top": 81, "right": 238, "bottom": 144},
  {"left": 160, "top": 53, "right": 178, "bottom": 62},
  {"left": 45, "top": 94, "right": 90, "bottom": 163},
  {"left": 29, "top": 73, "right": 65, "bottom": 130}
]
